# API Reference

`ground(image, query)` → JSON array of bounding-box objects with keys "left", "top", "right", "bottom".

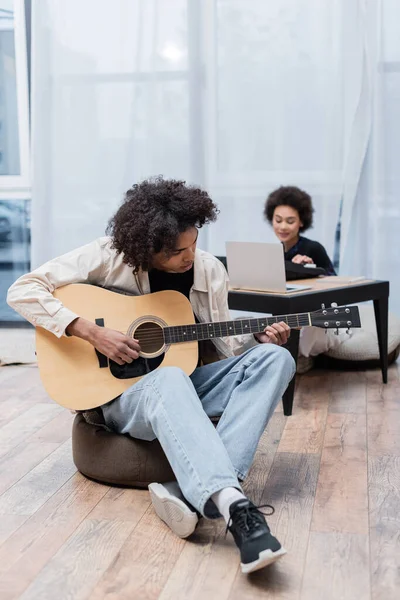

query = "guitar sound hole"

[{"left": 134, "top": 321, "right": 165, "bottom": 355}]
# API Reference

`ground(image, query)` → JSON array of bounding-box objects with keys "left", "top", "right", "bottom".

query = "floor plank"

[
  {"left": 311, "top": 413, "right": 368, "bottom": 534},
  {"left": 277, "top": 373, "right": 329, "bottom": 454},
  {"left": 0, "top": 440, "right": 60, "bottom": 496},
  {"left": 0, "top": 365, "right": 34, "bottom": 388},
  {"left": 329, "top": 371, "right": 367, "bottom": 414},
  {"left": 242, "top": 411, "right": 287, "bottom": 505},
  {"left": 88, "top": 486, "right": 150, "bottom": 522},
  {"left": 0, "top": 474, "right": 109, "bottom": 598},
  {"left": 367, "top": 410, "right": 400, "bottom": 456},
  {"left": 27, "top": 409, "right": 74, "bottom": 444},
  {"left": 0, "top": 515, "right": 27, "bottom": 546},
  {"left": 0, "top": 366, "right": 46, "bottom": 398},
  {"left": 366, "top": 370, "right": 400, "bottom": 413},
  {"left": 301, "top": 532, "right": 370, "bottom": 600},
  {"left": 158, "top": 519, "right": 238, "bottom": 600},
  {"left": 0, "top": 439, "right": 76, "bottom": 515},
  {"left": 0, "top": 403, "right": 62, "bottom": 456},
  {"left": 90, "top": 509, "right": 185, "bottom": 600},
  {"left": 0, "top": 473, "right": 107, "bottom": 576},
  {"left": 19, "top": 519, "right": 136, "bottom": 600},
  {"left": 0, "top": 395, "right": 37, "bottom": 428},
  {"left": 368, "top": 455, "right": 400, "bottom": 600}
]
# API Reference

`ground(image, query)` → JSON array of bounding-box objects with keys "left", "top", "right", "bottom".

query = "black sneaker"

[{"left": 227, "top": 499, "right": 286, "bottom": 574}]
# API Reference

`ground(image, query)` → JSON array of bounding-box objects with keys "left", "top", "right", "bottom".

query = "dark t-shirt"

[
  {"left": 148, "top": 267, "right": 205, "bottom": 366},
  {"left": 284, "top": 236, "right": 336, "bottom": 275},
  {"left": 148, "top": 267, "right": 194, "bottom": 299}
]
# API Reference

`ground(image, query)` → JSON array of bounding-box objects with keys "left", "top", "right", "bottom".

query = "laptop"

[{"left": 225, "top": 241, "right": 312, "bottom": 293}]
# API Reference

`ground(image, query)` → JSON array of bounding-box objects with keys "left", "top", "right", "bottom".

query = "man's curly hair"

[
  {"left": 107, "top": 177, "right": 219, "bottom": 272},
  {"left": 264, "top": 186, "right": 314, "bottom": 232}
]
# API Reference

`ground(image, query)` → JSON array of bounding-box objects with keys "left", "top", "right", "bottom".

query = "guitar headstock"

[{"left": 310, "top": 304, "right": 361, "bottom": 330}]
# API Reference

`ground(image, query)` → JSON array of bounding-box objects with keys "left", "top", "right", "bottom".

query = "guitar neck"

[{"left": 163, "top": 312, "right": 311, "bottom": 344}]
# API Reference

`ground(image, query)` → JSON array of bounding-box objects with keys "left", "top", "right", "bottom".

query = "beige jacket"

[{"left": 7, "top": 236, "right": 256, "bottom": 359}]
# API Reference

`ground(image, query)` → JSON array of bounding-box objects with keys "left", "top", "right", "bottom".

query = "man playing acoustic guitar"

[{"left": 7, "top": 177, "right": 294, "bottom": 574}]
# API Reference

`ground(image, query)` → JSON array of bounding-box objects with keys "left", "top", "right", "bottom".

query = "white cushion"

[
  {"left": 0, "top": 328, "right": 37, "bottom": 365},
  {"left": 325, "top": 305, "right": 400, "bottom": 361}
]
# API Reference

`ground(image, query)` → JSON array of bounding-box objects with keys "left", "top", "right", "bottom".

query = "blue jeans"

[{"left": 102, "top": 344, "right": 295, "bottom": 518}]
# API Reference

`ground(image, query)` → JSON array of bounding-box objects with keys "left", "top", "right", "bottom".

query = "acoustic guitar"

[{"left": 35, "top": 284, "right": 361, "bottom": 410}]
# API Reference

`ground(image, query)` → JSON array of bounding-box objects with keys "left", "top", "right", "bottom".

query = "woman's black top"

[{"left": 284, "top": 236, "right": 336, "bottom": 275}]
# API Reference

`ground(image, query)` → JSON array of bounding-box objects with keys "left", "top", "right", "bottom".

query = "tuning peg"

[
  {"left": 331, "top": 302, "right": 338, "bottom": 308},
  {"left": 321, "top": 303, "right": 325, "bottom": 310}
]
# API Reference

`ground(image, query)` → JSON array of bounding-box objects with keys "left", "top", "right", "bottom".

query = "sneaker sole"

[
  {"left": 148, "top": 483, "right": 198, "bottom": 539},
  {"left": 241, "top": 546, "right": 287, "bottom": 574}
]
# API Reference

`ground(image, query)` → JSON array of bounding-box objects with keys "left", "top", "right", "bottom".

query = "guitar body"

[{"left": 36, "top": 285, "right": 198, "bottom": 411}]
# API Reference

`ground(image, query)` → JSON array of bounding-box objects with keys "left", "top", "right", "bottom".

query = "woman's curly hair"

[
  {"left": 264, "top": 186, "right": 314, "bottom": 232},
  {"left": 107, "top": 176, "right": 219, "bottom": 272}
]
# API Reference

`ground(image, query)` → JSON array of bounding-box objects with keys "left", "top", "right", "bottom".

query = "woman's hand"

[{"left": 292, "top": 254, "right": 314, "bottom": 265}]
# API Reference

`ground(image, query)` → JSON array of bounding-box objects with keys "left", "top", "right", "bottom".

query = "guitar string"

[
  {"left": 131, "top": 317, "right": 314, "bottom": 336},
  {"left": 130, "top": 315, "right": 313, "bottom": 336},
  {"left": 131, "top": 321, "right": 313, "bottom": 341},
  {"left": 132, "top": 317, "right": 316, "bottom": 336},
  {"left": 133, "top": 322, "right": 312, "bottom": 335}
]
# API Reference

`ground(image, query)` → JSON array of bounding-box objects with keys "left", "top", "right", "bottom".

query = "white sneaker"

[{"left": 148, "top": 482, "right": 199, "bottom": 538}]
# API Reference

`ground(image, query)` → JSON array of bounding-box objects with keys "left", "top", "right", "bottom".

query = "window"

[{"left": 0, "top": 0, "right": 30, "bottom": 323}]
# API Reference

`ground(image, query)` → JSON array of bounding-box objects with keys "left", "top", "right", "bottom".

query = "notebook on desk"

[{"left": 225, "top": 241, "right": 312, "bottom": 293}]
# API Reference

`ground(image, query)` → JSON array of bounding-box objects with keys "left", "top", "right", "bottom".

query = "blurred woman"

[
  {"left": 264, "top": 186, "right": 344, "bottom": 365},
  {"left": 264, "top": 185, "right": 336, "bottom": 275}
]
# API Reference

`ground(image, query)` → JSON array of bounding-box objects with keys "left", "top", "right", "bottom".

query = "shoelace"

[{"left": 225, "top": 503, "right": 275, "bottom": 535}]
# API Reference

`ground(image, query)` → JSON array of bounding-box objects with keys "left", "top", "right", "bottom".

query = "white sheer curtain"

[
  {"left": 339, "top": 0, "right": 400, "bottom": 315},
  {"left": 31, "top": 0, "right": 400, "bottom": 314}
]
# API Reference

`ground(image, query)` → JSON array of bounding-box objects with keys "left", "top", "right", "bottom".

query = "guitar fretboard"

[{"left": 164, "top": 313, "right": 311, "bottom": 344}]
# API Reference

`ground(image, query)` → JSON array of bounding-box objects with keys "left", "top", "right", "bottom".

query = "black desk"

[{"left": 228, "top": 278, "right": 390, "bottom": 416}]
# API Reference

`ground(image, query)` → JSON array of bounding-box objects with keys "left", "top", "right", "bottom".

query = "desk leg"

[
  {"left": 373, "top": 296, "right": 389, "bottom": 384},
  {"left": 282, "top": 329, "right": 300, "bottom": 416}
]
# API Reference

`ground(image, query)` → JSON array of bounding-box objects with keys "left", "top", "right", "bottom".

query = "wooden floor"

[{"left": 0, "top": 363, "right": 399, "bottom": 600}]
